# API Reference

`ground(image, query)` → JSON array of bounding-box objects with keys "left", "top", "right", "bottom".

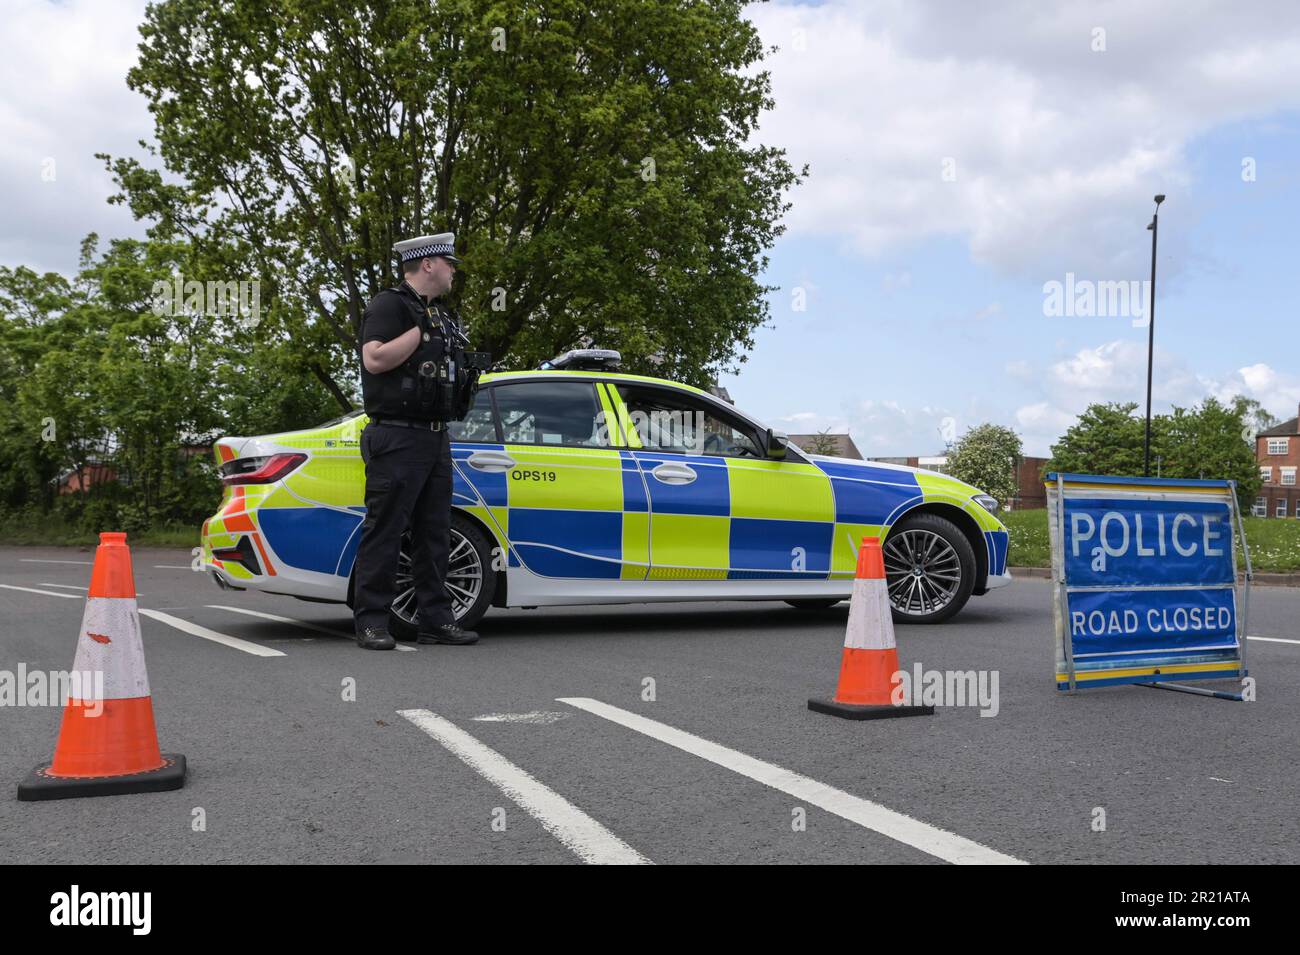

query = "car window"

[
  {"left": 448, "top": 386, "right": 498, "bottom": 443},
  {"left": 612, "top": 384, "right": 762, "bottom": 458},
  {"left": 495, "top": 380, "right": 612, "bottom": 448}
]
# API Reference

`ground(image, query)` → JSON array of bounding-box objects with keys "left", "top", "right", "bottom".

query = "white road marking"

[
  {"left": 0, "top": 583, "right": 81, "bottom": 599},
  {"left": 19, "top": 559, "right": 92, "bottom": 565},
  {"left": 1248, "top": 635, "right": 1300, "bottom": 646},
  {"left": 139, "top": 609, "right": 286, "bottom": 658},
  {"left": 472, "top": 711, "right": 570, "bottom": 724},
  {"left": 39, "top": 582, "right": 146, "bottom": 596},
  {"left": 398, "top": 708, "right": 650, "bottom": 865},
  {"left": 206, "top": 604, "right": 416, "bottom": 651},
  {"left": 558, "top": 697, "right": 1026, "bottom": 866},
  {"left": 153, "top": 565, "right": 198, "bottom": 570}
]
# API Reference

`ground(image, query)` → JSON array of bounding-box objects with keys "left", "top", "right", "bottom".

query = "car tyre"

[
  {"left": 388, "top": 512, "right": 497, "bottom": 638},
  {"left": 883, "top": 512, "right": 976, "bottom": 625}
]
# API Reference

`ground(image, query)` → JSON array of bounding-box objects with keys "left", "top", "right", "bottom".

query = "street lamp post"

[{"left": 1143, "top": 194, "right": 1165, "bottom": 477}]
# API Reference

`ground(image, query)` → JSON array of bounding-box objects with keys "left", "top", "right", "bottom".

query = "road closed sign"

[{"left": 1046, "top": 473, "right": 1251, "bottom": 692}]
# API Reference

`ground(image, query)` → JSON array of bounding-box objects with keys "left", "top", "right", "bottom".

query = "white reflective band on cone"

[
  {"left": 69, "top": 597, "right": 151, "bottom": 700},
  {"left": 843, "top": 577, "right": 896, "bottom": 651}
]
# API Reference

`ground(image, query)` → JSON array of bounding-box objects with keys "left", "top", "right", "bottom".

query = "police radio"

[{"left": 416, "top": 346, "right": 490, "bottom": 421}]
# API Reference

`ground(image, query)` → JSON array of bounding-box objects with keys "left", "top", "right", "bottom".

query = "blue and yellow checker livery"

[{"left": 200, "top": 368, "right": 1011, "bottom": 626}]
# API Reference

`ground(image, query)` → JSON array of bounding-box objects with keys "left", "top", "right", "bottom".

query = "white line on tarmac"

[
  {"left": 19, "top": 559, "right": 92, "bottom": 565},
  {"left": 39, "top": 582, "right": 146, "bottom": 596},
  {"left": 558, "top": 697, "right": 1026, "bottom": 866},
  {"left": 1248, "top": 635, "right": 1300, "bottom": 646},
  {"left": 207, "top": 604, "right": 416, "bottom": 651},
  {"left": 398, "top": 708, "right": 651, "bottom": 865},
  {"left": 0, "top": 583, "right": 82, "bottom": 599},
  {"left": 139, "top": 609, "right": 286, "bottom": 658},
  {"left": 472, "top": 711, "right": 570, "bottom": 724}
]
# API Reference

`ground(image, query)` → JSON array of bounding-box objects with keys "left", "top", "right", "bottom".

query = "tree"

[
  {"left": 0, "top": 263, "right": 77, "bottom": 510},
  {"left": 1162, "top": 397, "right": 1261, "bottom": 507},
  {"left": 1233, "top": 396, "right": 1278, "bottom": 445},
  {"left": 101, "top": 0, "right": 804, "bottom": 409},
  {"left": 945, "top": 423, "right": 1022, "bottom": 504},
  {"left": 0, "top": 235, "right": 339, "bottom": 530},
  {"left": 1046, "top": 398, "right": 1260, "bottom": 509},
  {"left": 1046, "top": 402, "right": 1152, "bottom": 478},
  {"left": 805, "top": 428, "right": 840, "bottom": 456}
]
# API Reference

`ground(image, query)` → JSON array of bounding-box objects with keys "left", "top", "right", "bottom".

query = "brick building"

[
  {"left": 1008, "top": 456, "right": 1051, "bottom": 510},
  {"left": 1254, "top": 406, "right": 1300, "bottom": 518}
]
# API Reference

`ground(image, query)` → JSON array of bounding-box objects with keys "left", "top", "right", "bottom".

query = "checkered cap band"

[{"left": 399, "top": 243, "right": 455, "bottom": 262}]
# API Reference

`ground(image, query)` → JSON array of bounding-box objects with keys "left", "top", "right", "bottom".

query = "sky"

[{"left": 3, "top": 0, "right": 1299, "bottom": 456}]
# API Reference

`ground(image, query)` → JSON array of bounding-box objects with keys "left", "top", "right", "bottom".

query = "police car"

[{"left": 201, "top": 350, "right": 1011, "bottom": 633}]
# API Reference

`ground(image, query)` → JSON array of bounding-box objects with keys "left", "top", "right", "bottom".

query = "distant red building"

[
  {"left": 52, "top": 462, "right": 118, "bottom": 495},
  {"left": 1254, "top": 405, "right": 1300, "bottom": 518},
  {"left": 1009, "top": 456, "right": 1050, "bottom": 510}
]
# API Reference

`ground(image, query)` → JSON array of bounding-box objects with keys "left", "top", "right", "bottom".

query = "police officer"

[{"left": 353, "top": 233, "right": 480, "bottom": 650}]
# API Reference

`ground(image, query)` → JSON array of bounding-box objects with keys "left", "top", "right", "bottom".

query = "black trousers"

[{"left": 352, "top": 422, "right": 455, "bottom": 633}]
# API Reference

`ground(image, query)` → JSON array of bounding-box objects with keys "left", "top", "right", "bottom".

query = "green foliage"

[
  {"left": 945, "top": 423, "right": 1022, "bottom": 504},
  {"left": 1000, "top": 508, "right": 1051, "bottom": 569},
  {"left": 4, "top": 1, "right": 802, "bottom": 539},
  {"left": 102, "top": 0, "right": 803, "bottom": 394},
  {"left": 1045, "top": 402, "right": 1149, "bottom": 477},
  {"left": 0, "top": 237, "right": 339, "bottom": 536},
  {"left": 1046, "top": 399, "right": 1261, "bottom": 509}
]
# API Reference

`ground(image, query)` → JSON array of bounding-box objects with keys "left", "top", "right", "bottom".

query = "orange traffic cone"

[
  {"left": 18, "top": 532, "right": 186, "bottom": 800},
  {"left": 808, "top": 536, "right": 933, "bottom": 721}
]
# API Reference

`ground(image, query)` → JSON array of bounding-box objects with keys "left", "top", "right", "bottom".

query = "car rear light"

[{"left": 219, "top": 452, "right": 307, "bottom": 485}]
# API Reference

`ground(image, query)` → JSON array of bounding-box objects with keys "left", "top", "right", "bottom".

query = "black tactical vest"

[{"left": 359, "top": 284, "right": 460, "bottom": 421}]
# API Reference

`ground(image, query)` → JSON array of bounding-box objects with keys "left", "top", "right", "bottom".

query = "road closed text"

[
  {"left": 1070, "top": 603, "right": 1233, "bottom": 638},
  {"left": 1065, "top": 588, "right": 1237, "bottom": 650}
]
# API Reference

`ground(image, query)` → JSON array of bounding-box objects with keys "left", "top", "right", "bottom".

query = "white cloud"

[
  {"left": 10, "top": 0, "right": 1300, "bottom": 287},
  {"left": 1209, "top": 363, "right": 1300, "bottom": 422},
  {"left": 1011, "top": 339, "right": 1300, "bottom": 454},
  {"left": 839, "top": 398, "right": 956, "bottom": 457},
  {"left": 748, "top": 0, "right": 1300, "bottom": 280},
  {"left": 0, "top": 0, "right": 153, "bottom": 274}
]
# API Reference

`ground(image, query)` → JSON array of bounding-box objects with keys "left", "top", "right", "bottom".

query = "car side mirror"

[{"left": 765, "top": 428, "right": 789, "bottom": 460}]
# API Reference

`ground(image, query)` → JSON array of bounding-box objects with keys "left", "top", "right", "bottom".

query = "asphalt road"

[{"left": 2, "top": 545, "right": 1297, "bottom": 865}]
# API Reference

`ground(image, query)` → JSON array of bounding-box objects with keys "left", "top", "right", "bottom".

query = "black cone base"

[
  {"left": 17, "top": 754, "right": 186, "bottom": 802},
  {"left": 808, "top": 699, "right": 934, "bottom": 721}
]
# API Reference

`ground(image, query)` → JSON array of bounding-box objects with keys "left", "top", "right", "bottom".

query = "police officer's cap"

[{"left": 393, "top": 233, "right": 461, "bottom": 266}]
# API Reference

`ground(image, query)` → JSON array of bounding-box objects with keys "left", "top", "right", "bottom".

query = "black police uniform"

[{"left": 353, "top": 280, "right": 475, "bottom": 644}]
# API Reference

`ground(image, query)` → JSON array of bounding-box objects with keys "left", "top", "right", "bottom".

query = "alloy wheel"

[{"left": 883, "top": 528, "right": 963, "bottom": 617}]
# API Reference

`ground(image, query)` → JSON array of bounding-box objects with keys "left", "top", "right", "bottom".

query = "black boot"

[
  {"left": 356, "top": 626, "right": 397, "bottom": 650},
  {"left": 417, "top": 623, "right": 479, "bottom": 645}
]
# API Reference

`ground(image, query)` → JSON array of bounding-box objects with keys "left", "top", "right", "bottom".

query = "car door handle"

[
  {"left": 467, "top": 451, "right": 517, "bottom": 472},
  {"left": 650, "top": 462, "right": 697, "bottom": 485}
]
